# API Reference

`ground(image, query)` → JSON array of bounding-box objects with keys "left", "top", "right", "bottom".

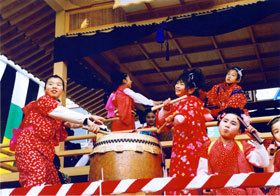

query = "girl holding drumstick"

[
  {"left": 106, "top": 72, "right": 161, "bottom": 131},
  {"left": 156, "top": 69, "right": 213, "bottom": 195}
]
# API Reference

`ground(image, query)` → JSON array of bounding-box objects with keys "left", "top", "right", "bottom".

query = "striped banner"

[
  {"left": 0, "top": 55, "right": 44, "bottom": 174},
  {"left": 1, "top": 172, "right": 279, "bottom": 195}
]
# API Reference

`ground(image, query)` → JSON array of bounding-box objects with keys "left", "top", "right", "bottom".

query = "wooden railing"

[{"left": 0, "top": 115, "right": 276, "bottom": 183}]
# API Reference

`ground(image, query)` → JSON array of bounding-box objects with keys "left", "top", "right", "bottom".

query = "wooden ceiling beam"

[
  {"left": 132, "top": 52, "right": 280, "bottom": 76},
  {"left": 79, "top": 89, "right": 104, "bottom": 105},
  {"left": 145, "top": 3, "right": 153, "bottom": 10},
  {"left": 67, "top": 84, "right": 82, "bottom": 94},
  {"left": 210, "top": 36, "right": 228, "bottom": 70},
  {"left": 17, "top": 7, "right": 54, "bottom": 30},
  {"left": 14, "top": 46, "right": 41, "bottom": 63},
  {"left": 136, "top": 42, "right": 172, "bottom": 87},
  {"left": 120, "top": 35, "right": 280, "bottom": 64},
  {"left": 70, "top": 88, "right": 93, "bottom": 101},
  {"left": 31, "top": 60, "right": 53, "bottom": 74},
  {"left": 167, "top": 32, "right": 192, "bottom": 68},
  {"left": 4, "top": 39, "right": 32, "bottom": 54},
  {"left": 0, "top": 0, "right": 37, "bottom": 19},
  {"left": 10, "top": 2, "right": 48, "bottom": 26},
  {"left": 84, "top": 57, "right": 111, "bottom": 83},
  {"left": 87, "top": 102, "right": 105, "bottom": 114},
  {"left": 83, "top": 97, "right": 104, "bottom": 110},
  {"left": 1, "top": 32, "right": 25, "bottom": 46},
  {"left": 68, "top": 86, "right": 88, "bottom": 97},
  {"left": 82, "top": 92, "right": 105, "bottom": 108},
  {"left": 24, "top": 54, "right": 52, "bottom": 69},
  {"left": 247, "top": 26, "right": 267, "bottom": 83},
  {"left": 19, "top": 50, "right": 46, "bottom": 66},
  {"left": 26, "top": 21, "right": 55, "bottom": 38}
]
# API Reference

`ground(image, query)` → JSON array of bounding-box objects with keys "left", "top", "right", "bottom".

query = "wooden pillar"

[{"left": 54, "top": 10, "right": 67, "bottom": 168}]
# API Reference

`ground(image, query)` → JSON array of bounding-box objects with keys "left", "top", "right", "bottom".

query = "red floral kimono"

[
  {"left": 207, "top": 82, "right": 248, "bottom": 117},
  {"left": 112, "top": 84, "right": 135, "bottom": 131},
  {"left": 156, "top": 95, "right": 210, "bottom": 195},
  {"left": 15, "top": 94, "right": 68, "bottom": 188},
  {"left": 200, "top": 138, "right": 264, "bottom": 195}
]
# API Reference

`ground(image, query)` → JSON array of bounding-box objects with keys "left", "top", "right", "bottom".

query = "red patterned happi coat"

[
  {"left": 112, "top": 84, "right": 135, "bottom": 131},
  {"left": 201, "top": 138, "right": 264, "bottom": 195},
  {"left": 15, "top": 94, "right": 68, "bottom": 188}
]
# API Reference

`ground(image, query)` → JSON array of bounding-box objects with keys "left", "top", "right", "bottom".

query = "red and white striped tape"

[{"left": 1, "top": 172, "right": 279, "bottom": 195}]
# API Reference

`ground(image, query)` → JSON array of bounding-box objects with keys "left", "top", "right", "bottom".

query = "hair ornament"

[
  {"left": 233, "top": 67, "right": 243, "bottom": 79},
  {"left": 217, "top": 112, "right": 226, "bottom": 121},
  {"left": 188, "top": 73, "right": 197, "bottom": 88}
]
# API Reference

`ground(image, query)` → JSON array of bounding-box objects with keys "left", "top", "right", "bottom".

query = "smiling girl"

[
  {"left": 15, "top": 75, "right": 104, "bottom": 188},
  {"left": 156, "top": 69, "right": 212, "bottom": 195}
]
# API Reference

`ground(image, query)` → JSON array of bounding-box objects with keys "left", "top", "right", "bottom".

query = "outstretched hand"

[
  {"left": 89, "top": 115, "right": 105, "bottom": 125},
  {"left": 87, "top": 120, "right": 100, "bottom": 133}
]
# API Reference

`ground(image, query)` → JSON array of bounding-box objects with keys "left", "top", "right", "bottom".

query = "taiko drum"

[{"left": 89, "top": 133, "right": 163, "bottom": 182}]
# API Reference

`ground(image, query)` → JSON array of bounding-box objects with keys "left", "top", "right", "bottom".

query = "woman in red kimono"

[
  {"left": 207, "top": 67, "right": 249, "bottom": 117},
  {"left": 106, "top": 72, "right": 160, "bottom": 131},
  {"left": 15, "top": 75, "right": 104, "bottom": 188},
  {"left": 156, "top": 69, "right": 212, "bottom": 195},
  {"left": 197, "top": 107, "right": 269, "bottom": 195},
  {"left": 266, "top": 116, "right": 280, "bottom": 195}
]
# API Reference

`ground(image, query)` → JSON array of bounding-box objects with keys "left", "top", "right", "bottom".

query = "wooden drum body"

[{"left": 89, "top": 133, "right": 163, "bottom": 182}]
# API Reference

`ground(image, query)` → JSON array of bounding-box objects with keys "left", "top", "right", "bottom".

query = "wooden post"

[{"left": 54, "top": 9, "right": 67, "bottom": 168}]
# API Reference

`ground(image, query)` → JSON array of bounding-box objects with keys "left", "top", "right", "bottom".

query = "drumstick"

[
  {"left": 82, "top": 125, "right": 109, "bottom": 135},
  {"left": 103, "top": 117, "right": 119, "bottom": 123},
  {"left": 157, "top": 111, "right": 178, "bottom": 133},
  {"left": 237, "top": 116, "right": 263, "bottom": 144},
  {"left": 151, "top": 95, "right": 187, "bottom": 111}
]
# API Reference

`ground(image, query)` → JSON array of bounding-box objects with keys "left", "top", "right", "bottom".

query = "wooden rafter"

[
  {"left": 247, "top": 26, "right": 267, "bottom": 83},
  {"left": 167, "top": 32, "right": 192, "bottom": 69}
]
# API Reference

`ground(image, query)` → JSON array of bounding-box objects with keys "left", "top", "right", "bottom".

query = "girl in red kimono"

[
  {"left": 207, "top": 67, "right": 249, "bottom": 117},
  {"left": 15, "top": 75, "right": 104, "bottom": 188},
  {"left": 197, "top": 107, "right": 269, "bottom": 195},
  {"left": 106, "top": 72, "right": 160, "bottom": 131},
  {"left": 266, "top": 116, "right": 280, "bottom": 195},
  {"left": 156, "top": 69, "right": 212, "bottom": 195}
]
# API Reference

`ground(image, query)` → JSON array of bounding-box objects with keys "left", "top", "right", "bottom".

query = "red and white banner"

[{"left": 1, "top": 172, "right": 279, "bottom": 195}]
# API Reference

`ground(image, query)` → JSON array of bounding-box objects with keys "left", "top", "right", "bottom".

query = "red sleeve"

[
  {"left": 155, "top": 109, "right": 173, "bottom": 132},
  {"left": 242, "top": 140, "right": 255, "bottom": 157},
  {"left": 37, "top": 95, "right": 59, "bottom": 116},
  {"left": 207, "top": 84, "right": 220, "bottom": 107},
  {"left": 32, "top": 95, "right": 59, "bottom": 141},
  {"left": 199, "top": 140, "right": 211, "bottom": 159}
]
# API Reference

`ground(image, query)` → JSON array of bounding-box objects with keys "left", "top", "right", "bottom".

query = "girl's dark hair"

[
  {"left": 267, "top": 116, "right": 280, "bottom": 135},
  {"left": 217, "top": 107, "right": 246, "bottom": 132},
  {"left": 227, "top": 66, "right": 243, "bottom": 80},
  {"left": 175, "top": 68, "right": 205, "bottom": 97},
  {"left": 110, "top": 72, "right": 127, "bottom": 91},
  {"left": 45, "top": 75, "right": 65, "bottom": 90}
]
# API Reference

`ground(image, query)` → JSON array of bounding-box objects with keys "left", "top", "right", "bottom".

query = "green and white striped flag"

[{"left": 0, "top": 56, "right": 44, "bottom": 173}]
